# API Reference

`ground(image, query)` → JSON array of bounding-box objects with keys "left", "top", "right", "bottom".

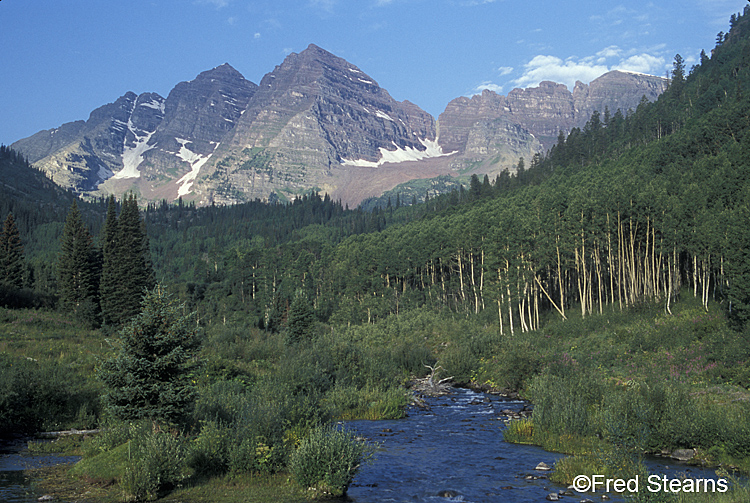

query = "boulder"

[{"left": 671, "top": 449, "right": 696, "bottom": 461}]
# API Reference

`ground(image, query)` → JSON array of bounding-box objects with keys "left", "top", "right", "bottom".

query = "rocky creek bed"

[
  {"left": 346, "top": 387, "right": 725, "bottom": 503},
  {"left": 0, "top": 436, "right": 80, "bottom": 503}
]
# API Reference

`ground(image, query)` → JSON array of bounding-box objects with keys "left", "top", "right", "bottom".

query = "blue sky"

[{"left": 0, "top": 0, "right": 746, "bottom": 144}]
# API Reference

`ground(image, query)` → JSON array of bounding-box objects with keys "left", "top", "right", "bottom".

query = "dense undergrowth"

[
  {"left": 4, "top": 290, "right": 750, "bottom": 501},
  {"left": 497, "top": 297, "right": 750, "bottom": 501}
]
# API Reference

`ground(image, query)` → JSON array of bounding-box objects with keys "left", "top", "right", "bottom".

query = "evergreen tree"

[
  {"left": 0, "top": 213, "right": 24, "bottom": 289},
  {"left": 469, "top": 174, "right": 482, "bottom": 199},
  {"left": 57, "top": 202, "right": 100, "bottom": 322},
  {"left": 100, "top": 196, "right": 120, "bottom": 325},
  {"left": 101, "top": 194, "right": 155, "bottom": 325},
  {"left": 286, "top": 289, "right": 315, "bottom": 344},
  {"left": 99, "top": 285, "right": 200, "bottom": 424}
]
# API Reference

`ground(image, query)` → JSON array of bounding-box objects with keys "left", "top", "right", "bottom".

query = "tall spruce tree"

[
  {"left": 57, "top": 202, "right": 100, "bottom": 322},
  {"left": 99, "top": 196, "right": 120, "bottom": 325},
  {"left": 286, "top": 289, "right": 315, "bottom": 344},
  {"left": 0, "top": 213, "right": 24, "bottom": 289},
  {"left": 99, "top": 285, "right": 200, "bottom": 424},
  {"left": 100, "top": 194, "right": 154, "bottom": 325}
]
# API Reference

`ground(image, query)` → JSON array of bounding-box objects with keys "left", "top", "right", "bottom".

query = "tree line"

[{"left": 57, "top": 195, "right": 154, "bottom": 327}]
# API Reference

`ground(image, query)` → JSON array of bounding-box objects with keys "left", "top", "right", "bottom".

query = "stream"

[
  {"left": 0, "top": 388, "right": 726, "bottom": 502},
  {"left": 0, "top": 437, "right": 80, "bottom": 502},
  {"left": 346, "top": 388, "right": 724, "bottom": 503}
]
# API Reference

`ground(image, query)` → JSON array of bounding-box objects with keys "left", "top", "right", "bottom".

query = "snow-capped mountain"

[{"left": 12, "top": 46, "right": 668, "bottom": 207}]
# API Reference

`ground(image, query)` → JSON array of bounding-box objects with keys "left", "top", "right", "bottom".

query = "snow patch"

[
  {"left": 175, "top": 139, "right": 218, "bottom": 197},
  {"left": 114, "top": 115, "right": 156, "bottom": 179},
  {"left": 140, "top": 99, "right": 164, "bottom": 112},
  {"left": 341, "top": 138, "right": 456, "bottom": 168},
  {"left": 375, "top": 110, "right": 393, "bottom": 122},
  {"left": 358, "top": 78, "right": 374, "bottom": 85}
]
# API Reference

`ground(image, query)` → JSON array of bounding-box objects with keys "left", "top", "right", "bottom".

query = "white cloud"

[
  {"left": 512, "top": 55, "right": 609, "bottom": 90},
  {"left": 472, "top": 81, "right": 504, "bottom": 94},
  {"left": 511, "top": 46, "right": 665, "bottom": 90},
  {"left": 254, "top": 32, "right": 261, "bottom": 39},
  {"left": 615, "top": 53, "right": 665, "bottom": 74},
  {"left": 497, "top": 66, "right": 513, "bottom": 76}
]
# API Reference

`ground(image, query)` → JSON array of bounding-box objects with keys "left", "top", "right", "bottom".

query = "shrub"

[
  {"left": 529, "top": 371, "right": 604, "bottom": 437},
  {"left": 120, "top": 425, "right": 186, "bottom": 502},
  {"left": 503, "top": 418, "right": 534, "bottom": 443},
  {"left": 187, "top": 420, "right": 230, "bottom": 477},
  {"left": 288, "top": 425, "right": 375, "bottom": 497}
]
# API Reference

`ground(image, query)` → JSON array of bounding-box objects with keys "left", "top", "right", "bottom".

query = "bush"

[
  {"left": 187, "top": 420, "right": 230, "bottom": 477},
  {"left": 288, "top": 425, "right": 375, "bottom": 497},
  {"left": 503, "top": 418, "right": 534, "bottom": 443},
  {"left": 120, "top": 425, "right": 186, "bottom": 502},
  {"left": 529, "top": 371, "right": 605, "bottom": 437}
]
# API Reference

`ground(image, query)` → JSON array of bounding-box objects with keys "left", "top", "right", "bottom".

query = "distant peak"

[
  {"left": 196, "top": 63, "right": 245, "bottom": 81},
  {"left": 294, "top": 43, "right": 342, "bottom": 63}
]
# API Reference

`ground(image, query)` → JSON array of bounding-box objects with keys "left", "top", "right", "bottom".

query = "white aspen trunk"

[
  {"left": 470, "top": 252, "right": 479, "bottom": 314},
  {"left": 556, "top": 239, "right": 566, "bottom": 318},
  {"left": 497, "top": 296, "right": 504, "bottom": 336},
  {"left": 480, "top": 246, "right": 485, "bottom": 311},
  {"left": 506, "top": 262, "right": 514, "bottom": 336},
  {"left": 629, "top": 217, "right": 638, "bottom": 306},
  {"left": 618, "top": 212, "right": 624, "bottom": 310},
  {"left": 533, "top": 277, "right": 540, "bottom": 330},
  {"left": 666, "top": 252, "right": 673, "bottom": 315},
  {"left": 595, "top": 245, "right": 603, "bottom": 315},
  {"left": 575, "top": 247, "right": 585, "bottom": 318},
  {"left": 693, "top": 255, "right": 698, "bottom": 298},
  {"left": 535, "top": 274, "right": 567, "bottom": 320},
  {"left": 507, "top": 285, "right": 514, "bottom": 336},
  {"left": 457, "top": 251, "right": 466, "bottom": 303},
  {"left": 607, "top": 218, "right": 614, "bottom": 309}
]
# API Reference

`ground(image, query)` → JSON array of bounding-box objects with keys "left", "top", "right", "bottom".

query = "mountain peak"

[{"left": 195, "top": 62, "right": 245, "bottom": 82}]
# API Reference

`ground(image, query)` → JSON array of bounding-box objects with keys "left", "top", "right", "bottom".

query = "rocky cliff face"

[
  {"left": 193, "top": 44, "right": 443, "bottom": 204},
  {"left": 438, "top": 70, "right": 668, "bottom": 167},
  {"left": 13, "top": 64, "right": 257, "bottom": 198},
  {"left": 12, "top": 48, "right": 667, "bottom": 207}
]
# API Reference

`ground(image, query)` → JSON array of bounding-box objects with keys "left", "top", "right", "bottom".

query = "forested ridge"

[{"left": 124, "top": 3, "right": 750, "bottom": 333}]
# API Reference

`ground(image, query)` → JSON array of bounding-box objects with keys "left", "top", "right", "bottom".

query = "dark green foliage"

[
  {"left": 102, "top": 194, "right": 155, "bottom": 325},
  {"left": 119, "top": 422, "right": 187, "bottom": 502},
  {"left": 189, "top": 378, "right": 329, "bottom": 478},
  {"left": 288, "top": 425, "right": 375, "bottom": 496},
  {"left": 286, "top": 290, "right": 315, "bottom": 344},
  {"left": 57, "top": 201, "right": 100, "bottom": 325},
  {"left": 99, "top": 286, "right": 200, "bottom": 425},
  {"left": 0, "top": 213, "right": 24, "bottom": 289},
  {"left": 99, "top": 195, "right": 120, "bottom": 325},
  {"left": 0, "top": 352, "right": 100, "bottom": 435}
]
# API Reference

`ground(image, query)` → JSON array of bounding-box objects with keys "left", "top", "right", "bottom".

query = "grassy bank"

[
  {"left": 493, "top": 298, "right": 750, "bottom": 501},
  {"left": 7, "top": 293, "right": 750, "bottom": 502}
]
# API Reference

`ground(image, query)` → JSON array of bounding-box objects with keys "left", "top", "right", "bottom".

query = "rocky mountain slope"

[
  {"left": 438, "top": 71, "right": 667, "bottom": 173},
  {"left": 12, "top": 46, "right": 667, "bottom": 207}
]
